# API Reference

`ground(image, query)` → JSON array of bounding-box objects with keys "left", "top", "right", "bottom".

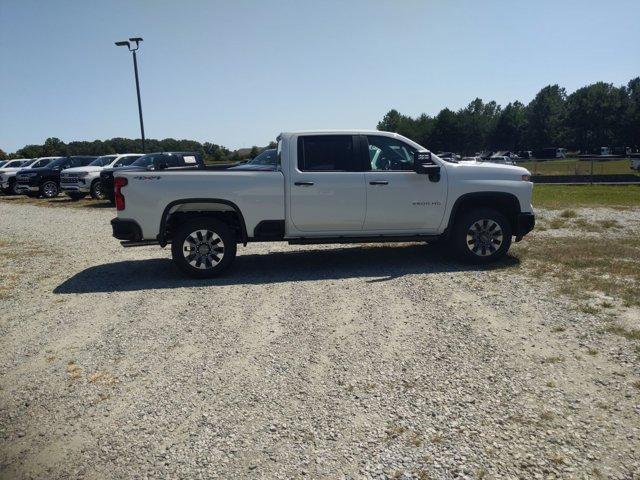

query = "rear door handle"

[
  {"left": 294, "top": 181, "right": 314, "bottom": 186},
  {"left": 369, "top": 180, "right": 388, "bottom": 185}
]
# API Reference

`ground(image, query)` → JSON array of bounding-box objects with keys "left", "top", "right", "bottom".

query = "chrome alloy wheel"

[
  {"left": 182, "top": 229, "right": 225, "bottom": 270},
  {"left": 466, "top": 219, "right": 503, "bottom": 257},
  {"left": 42, "top": 181, "right": 58, "bottom": 198}
]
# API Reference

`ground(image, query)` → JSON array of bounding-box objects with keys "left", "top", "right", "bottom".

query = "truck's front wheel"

[
  {"left": 171, "top": 219, "right": 237, "bottom": 278},
  {"left": 452, "top": 208, "right": 512, "bottom": 263}
]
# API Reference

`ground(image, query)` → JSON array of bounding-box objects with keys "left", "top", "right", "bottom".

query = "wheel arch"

[
  {"left": 446, "top": 191, "right": 521, "bottom": 236},
  {"left": 157, "top": 198, "right": 248, "bottom": 247}
]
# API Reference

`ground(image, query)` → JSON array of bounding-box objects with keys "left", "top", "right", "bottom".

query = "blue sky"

[{"left": 1, "top": 0, "right": 638, "bottom": 153}]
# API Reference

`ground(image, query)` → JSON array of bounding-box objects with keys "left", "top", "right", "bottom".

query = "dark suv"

[
  {"left": 15, "top": 156, "right": 97, "bottom": 198},
  {"left": 100, "top": 152, "right": 204, "bottom": 203}
]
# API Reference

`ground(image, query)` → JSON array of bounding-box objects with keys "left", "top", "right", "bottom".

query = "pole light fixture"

[{"left": 115, "top": 37, "right": 146, "bottom": 153}]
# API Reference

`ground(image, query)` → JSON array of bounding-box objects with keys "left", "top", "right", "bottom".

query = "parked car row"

[{"left": 0, "top": 152, "right": 206, "bottom": 203}]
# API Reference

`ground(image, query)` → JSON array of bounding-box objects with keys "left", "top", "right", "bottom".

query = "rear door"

[
  {"left": 288, "top": 134, "right": 366, "bottom": 232},
  {"left": 361, "top": 135, "right": 446, "bottom": 232}
]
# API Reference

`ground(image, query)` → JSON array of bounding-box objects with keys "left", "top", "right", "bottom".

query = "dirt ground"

[{"left": 0, "top": 197, "right": 639, "bottom": 479}]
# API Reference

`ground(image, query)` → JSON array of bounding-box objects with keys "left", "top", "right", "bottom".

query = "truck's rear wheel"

[
  {"left": 452, "top": 208, "right": 512, "bottom": 263},
  {"left": 171, "top": 219, "right": 237, "bottom": 278}
]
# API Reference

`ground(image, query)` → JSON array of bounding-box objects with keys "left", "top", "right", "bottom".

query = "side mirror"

[
  {"left": 414, "top": 151, "right": 440, "bottom": 175},
  {"left": 146, "top": 164, "right": 156, "bottom": 171}
]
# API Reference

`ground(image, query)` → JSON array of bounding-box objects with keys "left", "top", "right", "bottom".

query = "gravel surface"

[{"left": 1, "top": 200, "right": 639, "bottom": 479}]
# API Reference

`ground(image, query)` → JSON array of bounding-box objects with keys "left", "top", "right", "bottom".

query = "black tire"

[
  {"left": 8, "top": 178, "right": 18, "bottom": 195},
  {"left": 451, "top": 208, "right": 512, "bottom": 263},
  {"left": 90, "top": 179, "right": 104, "bottom": 200},
  {"left": 171, "top": 218, "right": 237, "bottom": 278},
  {"left": 40, "top": 180, "right": 59, "bottom": 198},
  {"left": 67, "top": 192, "right": 87, "bottom": 201}
]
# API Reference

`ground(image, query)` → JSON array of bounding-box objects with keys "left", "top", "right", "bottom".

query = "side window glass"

[
  {"left": 298, "top": 135, "right": 353, "bottom": 171},
  {"left": 366, "top": 136, "right": 416, "bottom": 171}
]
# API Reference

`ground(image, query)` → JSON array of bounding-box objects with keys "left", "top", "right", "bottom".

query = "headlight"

[
  {"left": 521, "top": 174, "right": 531, "bottom": 181},
  {"left": 77, "top": 172, "right": 89, "bottom": 177}
]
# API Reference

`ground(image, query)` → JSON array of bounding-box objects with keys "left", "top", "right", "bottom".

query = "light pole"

[{"left": 115, "top": 37, "right": 146, "bottom": 153}]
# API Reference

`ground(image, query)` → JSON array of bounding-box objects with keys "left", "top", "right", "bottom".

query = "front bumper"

[
  {"left": 15, "top": 184, "right": 39, "bottom": 193},
  {"left": 61, "top": 182, "right": 90, "bottom": 193},
  {"left": 111, "top": 218, "right": 143, "bottom": 242},
  {"left": 514, "top": 212, "right": 535, "bottom": 240}
]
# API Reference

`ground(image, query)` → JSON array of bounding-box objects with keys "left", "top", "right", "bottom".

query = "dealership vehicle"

[
  {"left": 631, "top": 153, "right": 640, "bottom": 171},
  {"left": 1, "top": 157, "right": 57, "bottom": 194},
  {"left": 100, "top": 152, "right": 204, "bottom": 203},
  {"left": 0, "top": 159, "right": 31, "bottom": 173},
  {"left": 15, "top": 156, "right": 96, "bottom": 198},
  {"left": 111, "top": 131, "right": 535, "bottom": 277},
  {"left": 229, "top": 149, "right": 277, "bottom": 171},
  {"left": 60, "top": 153, "right": 142, "bottom": 200}
]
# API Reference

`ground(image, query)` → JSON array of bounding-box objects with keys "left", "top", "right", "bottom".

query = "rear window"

[
  {"left": 114, "top": 155, "right": 141, "bottom": 167},
  {"left": 297, "top": 135, "right": 354, "bottom": 171}
]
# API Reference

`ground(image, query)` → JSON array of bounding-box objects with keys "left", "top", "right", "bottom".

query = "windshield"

[
  {"left": 247, "top": 149, "right": 277, "bottom": 166},
  {"left": 32, "top": 158, "right": 53, "bottom": 168},
  {"left": 4, "top": 160, "right": 27, "bottom": 168},
  {"left": 89, "top": 155, "right": 118, "bottom": 167},
  {"left": 47, "top": 158, "right": 69, "bottom": 168},
  {"left": 0, "top": 161, "right": 6, "bottom": 167}
]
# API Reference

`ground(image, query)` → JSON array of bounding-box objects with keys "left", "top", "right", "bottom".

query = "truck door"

[
  {"left": 361, "top": 135, "right": 446, "bottom": 232},
  {"left": 289, "top": 135, "right": 366, "bottom": 232}
]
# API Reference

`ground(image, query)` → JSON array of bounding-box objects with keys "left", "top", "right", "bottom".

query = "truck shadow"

[{"left": 53, "top": 244, "right": 520, "bottom": 294}]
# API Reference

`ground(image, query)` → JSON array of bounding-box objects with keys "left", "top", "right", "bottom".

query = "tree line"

[
  {"left": 377, "top": 78, "right": 640, "bottom": 155},
  {"left": 0, "top": 137, "right": 275, "bottom": 163}
]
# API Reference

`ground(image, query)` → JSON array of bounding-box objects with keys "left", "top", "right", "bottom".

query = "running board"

[
  {"left": 288, "top": 235, "right": 440, "bottom": 245},
  {"left": 121, "top": 240, "right": 160, "bottom": 248}
]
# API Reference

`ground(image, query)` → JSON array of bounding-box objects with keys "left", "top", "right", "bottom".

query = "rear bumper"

[
  {"left": 111, "top": 218, "right": 143, "bottom": 242},
  {"left": 514, "top": 212, "right": 535, "bottom": 239}
]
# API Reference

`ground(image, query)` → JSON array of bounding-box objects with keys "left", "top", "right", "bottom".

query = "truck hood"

[{"left": 450, "top": 160, "right": 530, "bottom": 179}]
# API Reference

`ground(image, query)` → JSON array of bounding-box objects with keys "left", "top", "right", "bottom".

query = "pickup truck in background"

[
  {"left": 60, "top": 153, "right": 142, "bottom": 200},
  {"left": 111, "top": 131, "right": 535, "bottom": 277},
  {"left": 100, "top": 152, "right": 204, "bottom": 204},
  {"left": 1, "top": 158, "right": 57, "bottom": 194},
  {"left": 15, "top": 156, "right": 97, "bottom": 198}
]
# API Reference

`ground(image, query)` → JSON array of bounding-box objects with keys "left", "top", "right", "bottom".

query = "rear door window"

[{"left": 297, "top": 135, "right": 355, "bottom": 171}]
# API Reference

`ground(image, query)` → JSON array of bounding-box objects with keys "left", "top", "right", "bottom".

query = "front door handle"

[
  {"left": 294, "top": 181, "right": 314, "bottom": 186},
  {"left": 369, "top": 180, "right": 389, "bottom": 185}
]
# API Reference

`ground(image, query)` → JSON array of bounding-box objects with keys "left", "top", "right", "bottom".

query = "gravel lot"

[{"left": 1, "top": 199, "right": 639, "bottom": 479}]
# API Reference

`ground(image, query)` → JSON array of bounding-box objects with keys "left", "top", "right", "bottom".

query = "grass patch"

[
  {"left": 543, "top": 355, "right": 565, "bottom": 364},
  {"left": 512, "top": 235, "right": 640, "bottom": 307},
  {"left": 559, "top": 209, "right": 578, "bottom": 218},
  {"left": 603, "top": 324, "right": 640, "bottom": 341},
  {"left": 533, "top": 185, "right": 640, "bottom": 209}
]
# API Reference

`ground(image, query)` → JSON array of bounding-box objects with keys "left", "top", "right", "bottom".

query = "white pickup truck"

[{"left": 111, "top": 131, "right": 535, "bottom": 277}]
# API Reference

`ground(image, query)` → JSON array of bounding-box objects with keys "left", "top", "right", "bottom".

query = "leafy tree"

[
  {"left": 564, "top": 82, "right": 628, "bottom": 151},
  {"left": 490, "top": 101, "right": 527, "bottom": 151},
  {"left": 525, "top": 85, "right": 567, "bottom": 150},
  {"left": 249, "top": 146, "right": 260, "bottom": 159},
  {"left": 0, "top": 148, "right": 7, "bottom": 160}
]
